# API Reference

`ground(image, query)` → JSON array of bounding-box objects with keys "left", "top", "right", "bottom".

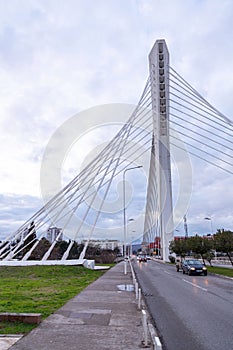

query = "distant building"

[
  {"left": 47, "top": 227, "right": 63, "bottom": 243},
  {"left": 174, "top": 236, "right": 186, "bottom": 241},
  {"left": 82, "top": 239, "right": 121, "bottom": 251}
]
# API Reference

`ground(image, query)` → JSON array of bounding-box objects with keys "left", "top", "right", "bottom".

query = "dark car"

[
  {"left": 182, "top": 259, "right": 207, "bottom": 276},
  {"left": 138, "top": 255, "right": 147, "bottom": 262}
]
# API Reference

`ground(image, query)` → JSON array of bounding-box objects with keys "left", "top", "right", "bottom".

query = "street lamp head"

[{"left": 124, "top": 165, "right": 143, "bottom": 172}]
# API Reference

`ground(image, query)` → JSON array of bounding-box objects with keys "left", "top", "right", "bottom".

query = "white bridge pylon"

[
  {"left": 145, "top": 40, "right": 174, "bottom": 261},
  {"left": 1, "top": 39, "right": 233, "bottom": 265}
]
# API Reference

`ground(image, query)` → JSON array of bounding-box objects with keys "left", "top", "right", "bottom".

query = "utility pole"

[{"left": 184, "top": 215, "right": 188, "bottom": 238}]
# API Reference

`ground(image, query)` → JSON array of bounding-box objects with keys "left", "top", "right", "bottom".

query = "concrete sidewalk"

[{"left": 10, "top": 261, "right": 154, "bottom": 350}]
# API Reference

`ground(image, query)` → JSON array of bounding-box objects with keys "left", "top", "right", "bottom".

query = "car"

[
  {"left": 138, "top": 255, "right": 147, "bottom": 262},
  {"left": 182, "top": 259, "right": 207, "bottom": 276}
]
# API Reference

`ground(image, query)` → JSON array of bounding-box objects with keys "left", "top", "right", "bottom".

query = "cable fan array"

[
  {"left": 141, "top": 67, "right": 233, "bottom": 249},
  {"left": 169, "top": 67, "right": 233, "bottom": 174},
  {"left": 1, "top": 65, "right": 233, "bottom": 261},
  {"left": 0, "top": 79, "right": 153, "bottom": 261}
]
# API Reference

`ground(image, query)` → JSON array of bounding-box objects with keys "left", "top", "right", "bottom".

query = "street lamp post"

[
  {"left": 204, "top": 217, "right": 213, "bottom": 235},
  {"left": 127, "top": 219, "right": 135, "bottom": 257},
  {"left": 204, "top": 216, "right": 216, "bottom": 259},
  {"left": 131, "top": 230, "right": 136, "bottom": 256},
  {"left": 123, "top": 166, "right": 142, "bottom": 274}
]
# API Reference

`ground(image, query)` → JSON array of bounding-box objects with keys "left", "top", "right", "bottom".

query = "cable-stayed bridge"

[{"left": 1, "top": 39, "right": 233, "bottom": 265}]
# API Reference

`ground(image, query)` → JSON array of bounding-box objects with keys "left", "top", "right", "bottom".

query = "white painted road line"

[{"left": 182, "top": 279, "right": 208, "bottom": 292}]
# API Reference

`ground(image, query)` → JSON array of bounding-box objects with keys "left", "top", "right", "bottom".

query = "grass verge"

[
  {"left": 0, "top": 265, "right": 107, "bottom": 334},
  {"left": 208, "top": 265, "right": 233, "bottom": 278}
]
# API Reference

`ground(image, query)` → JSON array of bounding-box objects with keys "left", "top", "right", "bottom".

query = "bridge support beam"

[{"left": 149, "top": 40, "right": 174, "bottom": 262}]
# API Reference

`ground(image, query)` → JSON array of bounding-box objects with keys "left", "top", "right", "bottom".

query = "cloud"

[{"left": 0, "top": 193, "right": 42, "bottom": 241}]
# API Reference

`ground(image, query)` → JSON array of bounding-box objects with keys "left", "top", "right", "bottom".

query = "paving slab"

[
  {"left": 0, "top": 336, "right": 23, "bottom": 350},
  {"left": 9, "top": 262, "right": 153, "bottom": 350}
]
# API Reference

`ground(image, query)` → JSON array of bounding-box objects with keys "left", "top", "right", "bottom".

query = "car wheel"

[
  {"left": 188, "top": 270, "right": 192, "bottom": 276},
  {"left": 204, "top": 272, "right": 207, "bottom": 276}
]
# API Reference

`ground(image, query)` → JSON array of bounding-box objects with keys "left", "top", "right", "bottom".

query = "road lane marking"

[
  {"left": 164, "top": 270, "right": 172, "bottom": 275},
  {"left": 182, "top": 279, "right": 208, "bottom": 292}
]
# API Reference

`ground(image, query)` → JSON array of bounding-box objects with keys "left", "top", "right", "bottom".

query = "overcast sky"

[{"left": 1, "top": 0, "right": 233, "bottom": 241}]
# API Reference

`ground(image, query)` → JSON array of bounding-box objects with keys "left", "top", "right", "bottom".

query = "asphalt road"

[{"left": 132, "top": 259, "right": 233, "bottom": 350}]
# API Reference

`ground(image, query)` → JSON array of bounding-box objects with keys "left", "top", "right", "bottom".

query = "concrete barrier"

[{"left": 0, "top": 312, "right": 41, "bottom": 324}]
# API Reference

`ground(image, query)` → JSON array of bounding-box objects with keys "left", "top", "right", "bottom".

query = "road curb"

[{"left": 129, "top": 259, "right": 163, "bottom": 350}]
